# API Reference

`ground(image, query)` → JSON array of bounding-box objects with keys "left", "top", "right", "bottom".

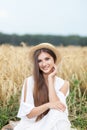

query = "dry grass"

[
  {"left": 0, "top": 44, "right": 87, "bottom": 105},
  {"left": 57, "top": 46, "right": 87, "bottom": 90}
]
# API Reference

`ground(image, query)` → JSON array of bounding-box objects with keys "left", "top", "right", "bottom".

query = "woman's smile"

[
  {"left": 41, "top": 66, "right": 51, "bottom": 73},
  {"left": 38, "top": 52, "right": 55, "bottom": 74},
  {"left": 42, "top": 65, "right": 50, "bottom": 70}
]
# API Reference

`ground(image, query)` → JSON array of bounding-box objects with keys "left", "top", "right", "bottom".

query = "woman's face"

[{"left": 38, "top": 52, "right": 55, "bottom": 75}]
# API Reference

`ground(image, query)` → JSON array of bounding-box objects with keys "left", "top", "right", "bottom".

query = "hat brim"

[{"left": 29, "top": 43, "right": 61, "bottom": 65}]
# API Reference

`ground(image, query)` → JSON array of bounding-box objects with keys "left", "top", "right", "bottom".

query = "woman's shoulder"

[
  {"left": 55, "top": 76, "right": 64, "bottom": 82},
  {"left": 55, "top": 76, "right": 67, "bottom": 89},
  {"left": 24, "top": 75, "right": 34, "bottom": 90},
  {"left": 55, "top": 76, "right": 69, "bottom": 93},
  {"left": 24, "top": 75, "right": 34, "bottom": 85},
  {"left": 55, "top": 76, "right": 69, "bottom": 83},
  {"left": 27, "top": 75, "right": 34, "bottom": 81}
]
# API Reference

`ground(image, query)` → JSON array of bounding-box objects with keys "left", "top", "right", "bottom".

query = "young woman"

[{"left": 14, "top": 43, "right": 71, "bottom": 130}]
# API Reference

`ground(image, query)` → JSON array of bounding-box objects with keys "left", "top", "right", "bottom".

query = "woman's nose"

[{"left": 42, "top": 61, "right": 46, "bottom": 66}]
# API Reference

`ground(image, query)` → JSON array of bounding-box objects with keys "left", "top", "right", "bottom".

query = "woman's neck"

[{"left": 43, "top": 72, "right": 49, "bottom": 79}]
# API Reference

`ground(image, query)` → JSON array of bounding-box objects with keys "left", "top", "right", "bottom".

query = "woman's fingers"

[
  {"left": 55, "top": 101, "right": 66, "bottom": 111},
  {"left": 49, "top": 101, "right": 66, "bottom": 111},
  {"left": 48, "top": 65, "right": 57, "bottom": 80}
]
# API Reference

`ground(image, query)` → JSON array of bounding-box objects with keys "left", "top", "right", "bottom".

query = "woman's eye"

[
  {"left": 38, "top": 60, "right": 41, "bottom": 63},
  {"left": 45, "top": 58, "right": 50, "bottom": 60}
]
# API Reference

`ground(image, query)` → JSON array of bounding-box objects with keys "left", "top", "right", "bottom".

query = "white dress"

[{"left": 14, "top": 76, "right": 71, "bottom": 130}]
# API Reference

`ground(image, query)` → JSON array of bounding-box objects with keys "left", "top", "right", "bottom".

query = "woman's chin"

[{"left": 43, "top": 70, "right": 52, "bottom": 75}]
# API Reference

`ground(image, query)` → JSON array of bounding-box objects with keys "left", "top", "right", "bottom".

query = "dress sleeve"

[
  {"left": 55, "top": 78, "right": 70, "bottom": 103},
  {"left": 59, "top": 80, "right": 70, "bottom": 98},
  {"left": 17, "top": 76, "right": 35, "bottom": 118}
]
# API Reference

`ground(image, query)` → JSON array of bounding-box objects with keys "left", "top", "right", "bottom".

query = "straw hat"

[{"left": 29, "top": 43, "right": 61, "bottom": 65}]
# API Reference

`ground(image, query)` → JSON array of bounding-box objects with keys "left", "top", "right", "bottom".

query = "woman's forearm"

[
  {"left": 27, "top": 103, "right": 49, "bottom": 119},
  {"left": 48, "top": 79, "right": 60, "bottom": 102},
  {"left": 48, "top": 79, "right": 66, "bottom": 111}
]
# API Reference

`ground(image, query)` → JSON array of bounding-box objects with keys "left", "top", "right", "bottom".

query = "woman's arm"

[
  {"left": 48, "top": 77, "right": 59, "bottom": 102},
  {"left": 25, "top": 76, "right": 69, "bottom": 119},
  {"left": 48, "top": 65, "right": 67, "bottom": 111},
  {"left": 48, "top": 77, "right": 66, "bottom": 112},
  {"left": 27, "top": 82, "right": 69, "bottom": 119},
  {"left": 26, "top": 103, "right": 49, "bottom": 118},
  {"left": 47, "top": 65, "right": 60, "bottom": 102},
  {"left": 27, "top": 100, "right": 67, "bottom": 119},
  {"left": 59, "top": 80, "right": 69, "bottom": 96}
]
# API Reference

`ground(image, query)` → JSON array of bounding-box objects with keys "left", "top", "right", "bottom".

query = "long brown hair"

[{"left": 33, "top": 48, "right": 57, "bottom": 121}]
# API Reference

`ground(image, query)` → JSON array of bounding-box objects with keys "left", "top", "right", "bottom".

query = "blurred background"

[
  {"left": 0, "top": 0, "right": 87, "bottom": 45},
  {"left": 0, "top": 0, "right": 87, "bottom": 130}
]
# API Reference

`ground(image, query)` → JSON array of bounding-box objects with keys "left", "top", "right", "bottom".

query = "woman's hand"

[
  {"left": 48, "top": 64, "right": 57, "bottom": 80},
  {"left": 48, "top": 100, "right": 66, "bottom": 112}
]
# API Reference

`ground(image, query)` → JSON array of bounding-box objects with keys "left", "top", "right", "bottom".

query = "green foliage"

[
  {"left": 0, "top": 75, "right": 87, "bottom": 129},
  {"left": 72, "top": 117, "right": 87, "bottom": 130},
  {"left": 67, "top": 74, "right": 87, "bottom": 130},
  {"left": 0, "top": 32, "right": 87, "bottom": 46},
  {"left": 0, "top": 94, "right": 20, "bottom": 129}
]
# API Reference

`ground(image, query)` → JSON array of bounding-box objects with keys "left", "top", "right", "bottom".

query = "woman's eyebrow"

[
  {"left": 38, "top": 56, "right": 50, "bottom": 61},
  {"left": 38, "top": 59, "right": 42, "bottom": 62},
  {"left": 45, "top": 57, "right": 50, "bottom": 59}
]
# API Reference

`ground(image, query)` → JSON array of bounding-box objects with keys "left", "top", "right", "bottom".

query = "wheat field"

[
  {"left": 0, "top": 44, "right": 87, "bottom": 129},
  {"left": 0, "top": 44, "right": 87, "bottom": 105}
]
